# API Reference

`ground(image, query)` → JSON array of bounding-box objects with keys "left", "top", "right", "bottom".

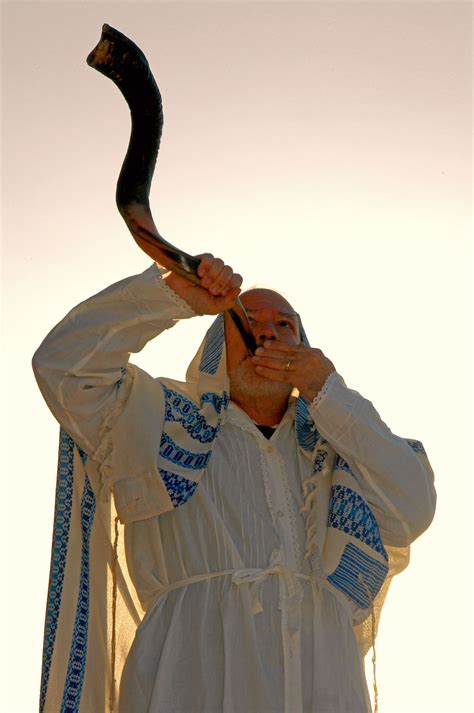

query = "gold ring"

[{"left": 284, "top": 359, "right": 292, "bottom": 371}]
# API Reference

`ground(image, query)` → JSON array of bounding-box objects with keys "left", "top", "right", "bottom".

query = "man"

[{"left": 33, "top": 254, "right": 436, "bottom": 713}]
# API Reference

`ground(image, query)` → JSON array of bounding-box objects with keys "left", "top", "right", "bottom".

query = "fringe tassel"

[
  {"left": 359, "top": 574, "right": 379, "bottom": 713},
  {"left": 109, "top": 515, "right": 120, "bottom": 712},
  {"left": 301, "top": 444, "right": 334, "bottom": 561}
]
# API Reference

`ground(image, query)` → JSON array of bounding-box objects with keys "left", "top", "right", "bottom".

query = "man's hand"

[
  {"left": 164, "top": 254, "right": 243, "bottom": 315},
  {"left": 252, "top": 341, "right": 336, "bottom": 403}
]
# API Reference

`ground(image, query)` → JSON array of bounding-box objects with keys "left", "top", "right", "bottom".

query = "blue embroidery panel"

[
  {"left": 40, "top": 430, "right": 75, "bottom": 713},
  {"left": 334, "top": 455, "right": 351, "bottom": 473},
  {"left": 201, "top": 391, "right": 229, "bottom": 414},
  {"left": 60, "top": 471, "right": 96, "bottom": 713},
  {"left": 199, "top": 314, "right": 224, "bottom": 375},
  {"left": 313, "top": 448, "right": 328, "bottom": 474},
  {"left": 328, "top": 485, "right": 388, "bottom": 560},
  {"left": 160, "top": 469, "right": 198, "bottom": 507},
  {"left": 295, "top": 397, "right": 318, "bottom": 452},
  {"left": 163, "top": 386, "right": 218, "bottom": 443},
  {"left": 327, "top": 543, "right": 389, "bottom": 609},
  {"left": 160, "top": 432, "right": 212, "bottom": 470}
]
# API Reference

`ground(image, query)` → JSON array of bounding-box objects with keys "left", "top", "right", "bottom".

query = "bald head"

[
  {"left": 240, "top": 288, "right": 295, "bottom": 315},
  {"left": 239, "top": 289, "right": 300, "bottom": 346}
]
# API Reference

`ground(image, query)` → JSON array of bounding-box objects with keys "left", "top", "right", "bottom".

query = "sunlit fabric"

[{"left": 33, "top": 264, "right": 436, "bottom": 712}]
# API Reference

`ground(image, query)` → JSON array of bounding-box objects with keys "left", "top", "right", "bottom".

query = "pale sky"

[{"left": 1, "top": 2, "right": 473, "bottom": 712}]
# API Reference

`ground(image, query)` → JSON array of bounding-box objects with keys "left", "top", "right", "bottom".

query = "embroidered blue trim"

[
  {"left": 295, "top": 397, "right": 318, "bottom": 451},
  {"left": 327, "top": 542, "right": 388, "bottom": 609},
  {"left": 328, "top": 485, "right": 388, "bottom": 560},
  {"left": 199, "top": 314, "right": 224, "bottom": 375},
  {"left": 406, "top": 439, "right": 426, "bottom": 455},
  {"left": 160, "top": 432, "right": 211, "bottom": 470},
  {"left": 334, "top": 455, "right": 351, "bottom": 472},
  {"left": 39, "top": 430, "right": 75, "bottom": 713},
  {"left": 60, "top": 470, "right": 96, "bottom": 713},
  {"left": 201, "top": 390, "right": 229, "bottom": 414},
  {"left": 160, "top": 469, "right": 198, "bottom": 507},
  {"left": 314, "top": 448, "right": 328, "bottom": 474},
  {"left": 163, "top": 386, "right": 218, "bottom": 443}
]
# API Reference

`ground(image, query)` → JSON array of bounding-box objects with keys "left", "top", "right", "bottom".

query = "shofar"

[{"left": 87, "top": 24, "right": 255, "bottom": 353}]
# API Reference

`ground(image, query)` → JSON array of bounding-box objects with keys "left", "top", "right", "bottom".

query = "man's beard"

[{"left": 228, "top": 357, "right": 293, "bottom": 404}]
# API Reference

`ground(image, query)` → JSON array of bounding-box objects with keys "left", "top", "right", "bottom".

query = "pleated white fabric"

[{"left": 119, "top": 400, "right": 371, "bottom": 713}]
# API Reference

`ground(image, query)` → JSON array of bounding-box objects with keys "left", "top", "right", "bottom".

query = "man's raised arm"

[
  {"left": 310, "top": 372, "right": 436, "bottom": 547},
  {"left": 32, "top": 264, "right": 196, "bottom": 456},
  {"left": 32, "top": 256, "right": 242, "bottom": 459}
]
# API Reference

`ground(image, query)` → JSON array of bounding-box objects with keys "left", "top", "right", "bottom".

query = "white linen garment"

[{"left": 33, "top": 264, "right": 436, "bottom": 713}]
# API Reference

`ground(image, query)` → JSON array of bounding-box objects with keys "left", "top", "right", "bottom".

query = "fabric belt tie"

[
  {"left": 146, "top": 564, "right": 349, "bottom": 614},
  {"left": 146, "top": 564, "right": 332, "bottom": 636},
  {"left": 231, "top": 565, "right": 318, "bottom": 635}
]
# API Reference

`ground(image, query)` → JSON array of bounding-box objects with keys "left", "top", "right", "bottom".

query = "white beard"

[{"left": 228, "top": 357, "right": 293, "bottom": 405}]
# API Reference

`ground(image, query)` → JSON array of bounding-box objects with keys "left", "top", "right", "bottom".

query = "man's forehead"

[{"left": 241, "top": 289, "right": 296, "bottom": 316}]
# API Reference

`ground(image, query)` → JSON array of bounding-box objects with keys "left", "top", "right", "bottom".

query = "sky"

[{"left": 1, "top": 1, "right": 473, "bottom": 712}]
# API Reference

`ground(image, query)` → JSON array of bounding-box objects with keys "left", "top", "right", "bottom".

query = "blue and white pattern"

[
  {"left": 201, "top": 391, "right": 229, "bottom": 414},
  {"left": 328, "top": 485, "right": 388, "bottom": 560},
  {"left": 295, "top": 397, "right": 319, "bottom": 452},
  {"left": 160, "top": 432, "right": 212, "bottom": 470},
  {"left": 60, "top": 470, "right": 96, "bottom": 712},
  {"left": 40, "top": 430, "right": 75, "bottom": 713},
  {"left": 334, "top": 455, "right": 351, "bottom": 473},
  {"left": 199, "top": 314, "right": 225, "bottom": 375},
  {"left": 157, "top": 314, "right": 230, "bottom": 511},
  {"left": 160, "top": 469, "right": 198, "bottom": 506},
  {"left": 327, "top": 542, "right": 389, "bottom": 609},
  {"left": 313, "top": 448, "right": 328, "bottom": 474},
  {"left": 406, "top": 439, "right": 426, "bottom": 454},
  {"left": 163, "top": 386, "right": 218, "bottom": 443}
]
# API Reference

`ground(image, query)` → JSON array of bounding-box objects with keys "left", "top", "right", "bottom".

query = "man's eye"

[{"left": 278, "top": 321, "right": 290, "bottom": 328}]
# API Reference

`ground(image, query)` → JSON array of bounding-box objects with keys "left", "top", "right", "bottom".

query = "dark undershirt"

[{"left": 256, "top": 425, "right": 276, "bottom": 440}]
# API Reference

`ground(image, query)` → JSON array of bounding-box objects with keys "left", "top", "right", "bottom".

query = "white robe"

[{"left": 33, "top": 264, "right": 436, "bottom": 713}]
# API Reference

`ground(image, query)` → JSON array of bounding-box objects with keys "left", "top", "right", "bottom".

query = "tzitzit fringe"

[
  {"left": 359, "top": 573, "right": 379, "bottom": 713},
  {"left": 109, "top": 516, "right": 120, "bottom": 712}
]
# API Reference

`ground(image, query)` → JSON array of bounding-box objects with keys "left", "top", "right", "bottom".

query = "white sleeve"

[
  {"left": 32, "top": 263, "right": 195, "bottom": 459},
  {"left": 309, "top": 372, "right": 436, "bottom": 547}
]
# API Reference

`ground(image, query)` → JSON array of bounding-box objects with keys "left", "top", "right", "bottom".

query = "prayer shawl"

[{"left": 39, "top": 313, "right": 423, "bottom": 712}]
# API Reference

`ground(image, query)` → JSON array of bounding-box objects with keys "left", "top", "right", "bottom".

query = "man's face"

[{"left": 225, "top": 289, "right": 300, "bottom": 402}]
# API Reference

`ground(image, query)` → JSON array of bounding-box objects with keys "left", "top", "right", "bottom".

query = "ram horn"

[{"left": 86, "top": 23, "right": 255, "bottom": 353}]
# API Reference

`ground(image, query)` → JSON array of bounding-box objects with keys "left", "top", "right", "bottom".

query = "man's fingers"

[
  {"left": 254, "top": 345, "right": 299, "bottom": 361},
  {"left": 254, "top": 365, "right": 292, "bottom": 381},
  {"left": 196, "top": 254, "right": 242, "bottom": 296},
  {"left": 222, "top": 273, "right": 243, "bottom": 295},
  {"left": 197, "top": 253, "right": 224, "bottom": 285},
  {"left": 201, "top": 257, "right": 224, "bottom": 285},
  {"left": 260, "top": 340, "right": 311, "bottom": 353},
  {"left": 252, "top": 353, "right": 297, "bottom": 369},
  {"left": 208, "top": 264, "right": 232, "bottom": 294},
  {"left": 196, "top": 253, "right": 215, "bottom": 277}
]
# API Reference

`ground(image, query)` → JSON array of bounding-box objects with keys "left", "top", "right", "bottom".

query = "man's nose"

[{"left": 255, "top": 323, "right": 279, "bottom": 345}]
